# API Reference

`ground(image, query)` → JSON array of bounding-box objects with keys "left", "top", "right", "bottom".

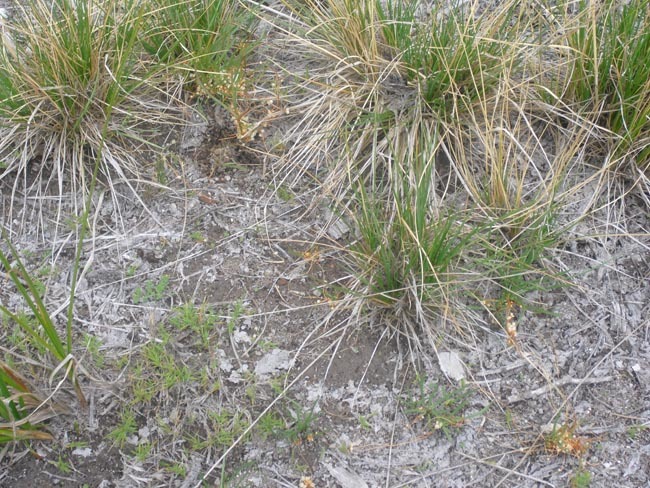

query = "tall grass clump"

[
  {"left": 345, "top": 135, "right": 485, "bottom": 345},
  {"left": 268, "top": 0, "right": 539, "bottom": 344},
  {"left": 141, "top": 0, "right": 256, "bottom": 103},
  {"left": 273, "top": 0, "right": 520, "bottom": 202},
  {"left": 554, "top": 0, "right": 650, "bottom": 167},
  {"left": 0, "top": 0, "right": 170, "bottom": 220}
]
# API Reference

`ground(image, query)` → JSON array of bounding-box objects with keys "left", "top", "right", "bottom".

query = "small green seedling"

[
  {"left": 571, "top": 467, "right": 592, "bottom": 488},
  {"left": 134, "top": 442, "right": 152, "bottom": 462},
  {"left": 405, "top": 377, "right": 478, "bottom": 438},
  {"left": 132, "top": 275, "right": 170, "bottom": 304},
  {"left": 284, "top": 400, "right": 319, "bottom": 445},
  {"left": 107, "top": 409, "right": 138, "bottom": 448},
  {"left": 256, "top": 412, "right": 284, "bottom": 440},
  {"left": 51, "top": 456, "right": 72, "bottom": 474},
  {"left": 227, "top": 300, "right": 246, "bottom": 335},
  {"left": 83, "top": 334, "right": 105, "bottom": 368},
  {"left": 164, "top": 461, "right": 187, "bottom": 477},
  {"left": 168, "top": 302, "right": 220, "bottom": 350}
]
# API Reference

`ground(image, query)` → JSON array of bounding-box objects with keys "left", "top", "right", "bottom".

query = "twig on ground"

[{"left": 507, "top": 375, "right": 614, "bottom": 404}]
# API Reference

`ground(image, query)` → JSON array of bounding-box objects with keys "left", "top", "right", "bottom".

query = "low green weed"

[
  {"left": 134, "top": 442, "right": 153, "bottom": 462},
  {"left": 83, "top": 334, "right": 105, "bottom": 368},
  {"left": 255, "top": 412, "right": 285, "bottom": 441},
  {"left": 107, "top": 409, "right": 138, "bottom": 448},
  {"left": 283, "top": 400, "right": 319, "bottom": 444},
  {"left": 187, "top": 409, "right": 250, "bottom": 449},
  {"left": 164, "top": 461, "right": 188, "bottom": 477},
  {"left": 626, "top": 424, "right": 649, "bottom": 440},
  {"left": 50, "top": 456, "right": 72, "bottom": 474},
  {"left": 405, "top": 377, "right": 479, "bottom": 438},
  {"left": 227, "top": 300, "right": 246, "bottom": 335},
  {"left": 570, "top": 468, "right": 592, "bottom": 488},
  {"left": 129, "top": 325, "right": 196, "bottom": 403},
  {"left": 132, "top": 275, "right": 170, "bottom": 304},
  {"left": 141, "top": 341, "right": 195, "bottom": 390},
  {"left": 168, "top": 302, "right": 220, "bottom": 350}
]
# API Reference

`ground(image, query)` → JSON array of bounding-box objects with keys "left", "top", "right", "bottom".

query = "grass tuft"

[
  {"left": 0, "top": 0, "right": 170, "bottom": 204},
  {"left": 141, "top": 0, "right": 257, "bottom": 103},
  {"left": 551, "top": 0, "right": 650, "bottom": 167}
]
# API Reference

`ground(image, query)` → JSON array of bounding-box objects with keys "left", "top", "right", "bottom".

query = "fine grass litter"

[{"left": 0, "top": 0, "right": 649, "bottom": 487}]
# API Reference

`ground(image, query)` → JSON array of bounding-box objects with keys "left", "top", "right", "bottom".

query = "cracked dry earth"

[{"left": 1, "top": 98, "right": 648, "bottom": 488}]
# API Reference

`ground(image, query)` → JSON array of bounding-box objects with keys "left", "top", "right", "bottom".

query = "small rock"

[
  {"left": 233, "top": 330, "right": 251, "bottom": 345},
  {"left": 72, "top": 447, "right": 93, "bottom": 458},
  {"left": 438, "top": 351, "right": 465, "bottom": 381},
  {"left": 255, "top": 349, "right": 291, "bottom": 378}
]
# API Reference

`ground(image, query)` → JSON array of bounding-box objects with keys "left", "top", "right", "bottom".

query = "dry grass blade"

[{"left": 0, "top": 361, "right": 58, "bottom": 443}]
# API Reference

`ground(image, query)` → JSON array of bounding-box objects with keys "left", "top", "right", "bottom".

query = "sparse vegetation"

[{"left": 0, "top": 0, "right": 647, "bottom": 486}]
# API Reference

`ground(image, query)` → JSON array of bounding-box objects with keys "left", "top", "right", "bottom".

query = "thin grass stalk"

[{"left": 0, "top": 240, "right": 67, "bottom": 361}]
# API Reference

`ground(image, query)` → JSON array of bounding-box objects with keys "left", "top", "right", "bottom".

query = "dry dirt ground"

[{"left": 1, "top": 3, "right": 650, "bottom": 488}]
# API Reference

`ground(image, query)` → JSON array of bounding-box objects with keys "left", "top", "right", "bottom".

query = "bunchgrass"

[
  {"left": 273, "top": 0, "right": 521, "bottom": 202},
  {"left": 346, "top": 139, "right": 482, "bottom": 336},
  {"left": 552, "top": 0, "right": 650, "bottom": 167},
  {"left": 266, "top": 0, "right": 582, "bottom": 351},
  {"left": 140, "top": 0, "right": 257, "bottom": 103},
  {"left": 0, "top": 0, "right": 166, "bottom": 214},
  {"left": 353, "top": 190, "right": 475, "bottom": 310}
]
